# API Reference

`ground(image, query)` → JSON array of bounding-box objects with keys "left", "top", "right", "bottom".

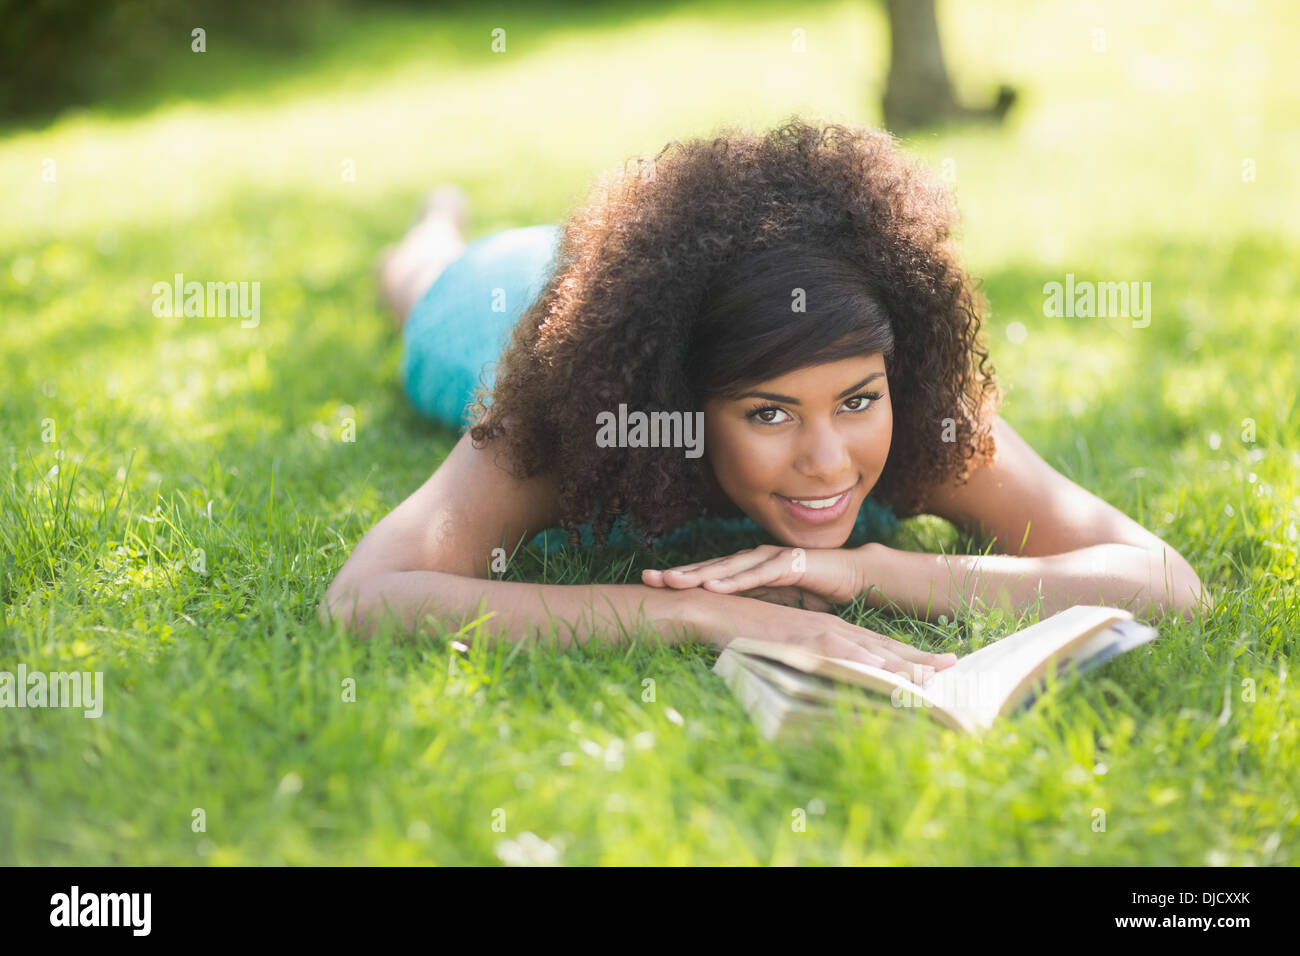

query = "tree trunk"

[{"left": 882, "top": 0, "right": 1015, "bottom": 132}]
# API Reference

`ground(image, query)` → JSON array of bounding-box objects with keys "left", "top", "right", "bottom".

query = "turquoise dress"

[{"left": 401, "top": 223, "right": 900, "bottom": 553}]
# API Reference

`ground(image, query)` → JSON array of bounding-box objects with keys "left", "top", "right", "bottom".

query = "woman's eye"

[
  {"left": 842, "top": 392, "right": 879, "bottom": 412},
  {"left": 750, "top": 407, "right": 791, "bottom": 424}
]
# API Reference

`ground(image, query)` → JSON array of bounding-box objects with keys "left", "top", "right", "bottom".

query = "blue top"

[{"left": 401, "top": 223, "right": 900, "bottom": 552}]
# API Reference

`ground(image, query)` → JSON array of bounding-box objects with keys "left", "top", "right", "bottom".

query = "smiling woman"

[
  {"left": 701, "top": 353, "right": 893, "bottom": 550},
  {"left": 322, "top": 115, "right": 1205, "bottom": 675},
  {"left": 468, "top": 121, "right": 1000, "bottom": 550}
]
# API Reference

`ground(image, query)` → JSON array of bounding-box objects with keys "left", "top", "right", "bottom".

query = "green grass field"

[{"left": 1, "top": 0, "right": 1296, "bottom": 865}]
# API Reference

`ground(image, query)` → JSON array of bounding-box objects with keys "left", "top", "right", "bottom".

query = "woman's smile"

[
  {"left": 774, "top": 477, "right": 860, "bottom": 525},
  {"left": 703, "top": 353, "right": 893, "bottom": 548}
]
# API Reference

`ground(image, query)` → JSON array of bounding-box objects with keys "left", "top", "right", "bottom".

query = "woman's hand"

[
  {"left": 642, "top": 544, "right": 869, "bottom": 607},
  {"left": 676, "top": 587, "right": 957, "bottom": 683}
]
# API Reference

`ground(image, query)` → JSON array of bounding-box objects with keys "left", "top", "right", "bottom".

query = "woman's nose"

[{"left": 794, "top": 419, "right": 852, "bottom": 480}]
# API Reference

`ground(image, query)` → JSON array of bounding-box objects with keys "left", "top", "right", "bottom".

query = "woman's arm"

[
  {"left": 321, "top": 430, "right": 956, "bottom": 675},
  {"left": 320, "top": 429, "right": 688, "bottom": 645},
  {"left": 854, "top": 541, "right": 1207, "bottom": 623},
  {"left": 906, "top": 413, "right": 1209, "bottom": 622}
]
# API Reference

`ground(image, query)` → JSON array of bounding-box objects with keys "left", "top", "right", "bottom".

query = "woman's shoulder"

[{"left": 408, "top": 428, "right": 562, "bottom": 566}]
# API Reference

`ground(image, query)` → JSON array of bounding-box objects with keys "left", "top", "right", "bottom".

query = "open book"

[{"left": 712, "top": 605, "right": 1157, "bottom": 739}]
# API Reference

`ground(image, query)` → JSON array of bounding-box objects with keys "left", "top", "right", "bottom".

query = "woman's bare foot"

[{"left": 377, "top": 185, "right": 472, "bottom": 328}]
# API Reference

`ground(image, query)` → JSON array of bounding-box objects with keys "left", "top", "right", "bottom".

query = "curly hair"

[{"left": 468, "top": 115, "right": 1002, "bottom": 548}]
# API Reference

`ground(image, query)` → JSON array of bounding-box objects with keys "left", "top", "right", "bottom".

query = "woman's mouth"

[{"left": 774, "top": 480, "right": 858, "bottom": 525}]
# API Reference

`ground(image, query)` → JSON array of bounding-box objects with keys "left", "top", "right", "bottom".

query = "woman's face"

[{"left": 702, "top": 353, "right": 892, "bottom": 549}]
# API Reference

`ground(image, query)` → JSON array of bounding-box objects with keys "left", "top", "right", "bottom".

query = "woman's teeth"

[{"left": 790, "top": 492, "right": 845, "bottom": 509}]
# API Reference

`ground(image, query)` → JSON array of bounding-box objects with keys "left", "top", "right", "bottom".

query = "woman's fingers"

[
  {"left": 642, "top": 565, "right": 717, "bottom": 587},
  {"left": 641, "top": 560, "right": 716, "bottom": 587},
  {"left": 880, "top": 639, "right": 958, "bottom": 669},
  {"left": 649, "top": 551, "right": 768, "bottom": 589},
  {"left": 860, "top": 630, "right": 957, "bottom": 669},
  {"left": 831, "top": 621, "right": 958, "bottom": 674},
  {"left": 878, "top": 654, "right": 936, "bottom": 683},
  {"left": 826, "top": 633, "right": 936, "bottom": 682},
  {"left": 699, "top": 556, "right": 789, "bottom": 593},
  {"left": 784, "top": 629, "right": 933, "bottom": 682},
  {"left": 654, "top": 558, "right": 713, "bottom": 577},
  {"left": 649, "top": 559, "right": 958, "bottom": 679},
  {"left": 814, "top": 633, "right": 888, "bottom": 669}
]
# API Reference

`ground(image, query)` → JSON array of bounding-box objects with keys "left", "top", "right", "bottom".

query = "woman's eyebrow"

[
  {"left": 735, "top": 371, "right": 884, "bottom": 406},
  {"left": 737, "top": 390, "right": 801, "bottom": 404},
  {"left": 836, "top": 371, "right": 885, "bottom": 398}
]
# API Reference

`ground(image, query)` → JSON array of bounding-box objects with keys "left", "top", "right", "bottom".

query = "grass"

[{"left": 1, "top": 0, "right": 1297, "bottom": 865}]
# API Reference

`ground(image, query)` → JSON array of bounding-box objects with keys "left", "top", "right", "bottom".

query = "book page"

[
  {"left": 716, "top": 649, "right": 975, "bottom": 734},
  {"left": 724, "top": 605, "right": 1137, "bottom": 732},
  {"left": 1014, "top": 619, "right": 1158, "bottom": 711},
  {"left": 944, "top": 606, "right": 1133, "bottom": 677},
  {"left": 722, "top": 636, "right": 976, "bottom": 730},
  {"left": 726, "top": 636, "right": 929, "bottom": 696},
  {"left": 922, "top": 606, "right": 1135, "bottom": 727},
  {"left": 714, "top": 649, "right": 833, "bottom": 740},
  {"left": 1050, "top": 619, "right": 1159, "bottom": 679}
]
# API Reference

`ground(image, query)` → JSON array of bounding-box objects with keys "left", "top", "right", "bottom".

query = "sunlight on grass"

[{"left": 1, "top": 0, "right": 1297, "bottom": 865}]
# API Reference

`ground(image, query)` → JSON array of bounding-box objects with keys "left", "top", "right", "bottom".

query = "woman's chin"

[{"left": 736, "top": 496, "right": 860, "bottom": 549}]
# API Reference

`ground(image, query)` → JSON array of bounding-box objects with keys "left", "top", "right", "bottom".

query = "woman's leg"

[{"left": 376, "top": 184, "right": 472, "bottom": 327}]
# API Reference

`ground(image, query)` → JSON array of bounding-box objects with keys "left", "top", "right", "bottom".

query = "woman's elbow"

[
  {"left": 1176, "top": 572, "right": 1212, "bottom": 622},
  {"left": 1165, "top": 558, "right": 1212, "bottom": 623},
  {"left": 319, "top": 571, "right": 377, "bottom": 637}
]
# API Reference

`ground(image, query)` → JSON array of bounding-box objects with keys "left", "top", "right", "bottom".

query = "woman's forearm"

[
  {"left": 322, "top": 569, "right": 709, "bottom": 648},
  {"left": 855, "top": 542, "right": 1207, "bottom": 623}
]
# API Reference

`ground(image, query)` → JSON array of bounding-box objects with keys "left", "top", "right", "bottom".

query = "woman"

[{"left": 323, "top": 117, "right": 1207, "bottom": 679}]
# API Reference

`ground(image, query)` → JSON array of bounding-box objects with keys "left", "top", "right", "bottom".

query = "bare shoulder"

[
  {"left": 338, "top": 428, "right": 562, "bottom": 581},
  {"left": 922, "top": 413, "right": 1172, "bottom": 558}
]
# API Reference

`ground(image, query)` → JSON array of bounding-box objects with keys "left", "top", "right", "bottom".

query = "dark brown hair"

[{"left": 469, "top": 115, "right": 1002, "bottom": 548}]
